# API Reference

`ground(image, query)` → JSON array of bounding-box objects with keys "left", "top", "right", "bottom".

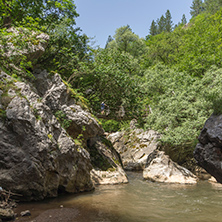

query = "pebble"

[{"left": 20, "top": 210, "right": 31, "bottom": 217}]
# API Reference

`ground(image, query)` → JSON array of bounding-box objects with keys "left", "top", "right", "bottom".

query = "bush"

[
  {"left": 100, "top": 119, "right": 120, "bottom": 132},
  {"left": 142, "top": 64, "right": 216, "bottom": 164}
]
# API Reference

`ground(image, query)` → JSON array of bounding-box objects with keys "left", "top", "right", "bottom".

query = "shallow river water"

[{"left": 16, "top": 172, "right": 222, "bottom": 222}]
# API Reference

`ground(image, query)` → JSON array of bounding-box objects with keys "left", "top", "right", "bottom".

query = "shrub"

[{"left": 100, "top": 119, "right": 120, "bottom": 132}]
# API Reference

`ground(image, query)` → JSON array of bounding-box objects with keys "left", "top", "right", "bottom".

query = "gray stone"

[
  {"left": 20, "top": 210, "right": 31, "bottom": 217},
  {"left": 0, "top": 72, "right": 99, "bottom": 200},
  {"left": 0, "top": 208, "right": 15, "bottom": 220},
  {"left": 108, "top": 129, "right": 161, "bottom": 171},
  {"left": 88, "top": 137, "right": 128, "bottom": 185},
  {"left": 143, "top": 150, "right": 197, "bottom": 184},
  {"left": 0, "top": 28, "right": 128, "bottom": 200},
  {"left": 2, "top": 27, "right": 49, "bottom": 62},
  {"left": 194, "top": 114, "right": 222, "bottom": 183},
  {"left": 0, "top": 68, "right": 127, "bottom": 200}
]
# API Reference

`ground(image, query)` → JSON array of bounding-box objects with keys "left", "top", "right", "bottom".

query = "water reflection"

[{"left": 16, "top": 172, "right": 222, "bottom": 222}]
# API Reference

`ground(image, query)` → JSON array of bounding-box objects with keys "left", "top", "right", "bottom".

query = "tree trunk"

[{"left": 2, "top": 0, "right": 12, "bottom": 28}]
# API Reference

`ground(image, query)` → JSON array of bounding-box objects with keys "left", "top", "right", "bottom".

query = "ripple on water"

[{"left": 15, "top": 172, "right": 222, "bottom": 222}]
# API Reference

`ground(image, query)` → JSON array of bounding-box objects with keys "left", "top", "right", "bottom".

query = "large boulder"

[
  {"left": 0, "top": 69, "right": 108, "bottom": 200},
  {"left": 194, "top": 114, "right": 222, "bottom": 183},
  {"left": 143, "top": 151, "right": 197, "bottom": 184},
  {"left": 88, "top": 137, "right": 128, "bottom": 185},
  {"left": 0, "top": 67, "right": 128, "bottom": 200},
  {"left": 108, "top": 129, "right": 161, "bottom": 171}
]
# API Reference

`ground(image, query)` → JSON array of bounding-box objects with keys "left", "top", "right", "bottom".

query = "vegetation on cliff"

[{"left": 1, "top": 0, "right": 222, "bottom": 165}]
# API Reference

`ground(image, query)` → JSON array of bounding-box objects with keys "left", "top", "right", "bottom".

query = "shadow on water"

[{"left": 15, "top": 172, "right": 222, "bottom": 222}]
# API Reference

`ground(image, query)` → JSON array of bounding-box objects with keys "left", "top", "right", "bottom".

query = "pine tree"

[
  {"left": 181, "top": 14, "right": 187, "bottom": 24},
  {"left": 190, "top": 0, "right": 204, "bottom": 17},
  {"left": 157, "top": 15, "right": 165, "bottom": 34},
  {"left": 105, "top": 35, "right": 113, "bottom": 48},
  {"left": 149, "top": 20, "right": 157, "bottom": 36},
  {"left": 165, "top": 10, "right": 173, "bottom": 32}
]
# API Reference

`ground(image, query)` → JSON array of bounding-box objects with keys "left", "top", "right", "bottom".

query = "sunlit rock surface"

[
  {"left": 108, "top": 129, "right": 161, "bottom": 171},
  {"left": 143, "top": 150, "right": 197, "bottom": 184}
]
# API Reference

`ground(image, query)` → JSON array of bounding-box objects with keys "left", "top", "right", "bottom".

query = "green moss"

[
  {"left": 112, "top": 157, "right": 120, "bottom": 165},
  {"left": 108, "top": 167, "right": 116, "bottom": 172},
  {"left": 1, "top": 93, "right": 12, "bottom": 108},
  {"left": 74, "top": 139, "right": 82, "bottom": 146},
  {"left": 0, "top": 109, "right": 6, "bottom": 120},
  {"left": 87, "top": 144, "right": 113, "bottom": 171}
]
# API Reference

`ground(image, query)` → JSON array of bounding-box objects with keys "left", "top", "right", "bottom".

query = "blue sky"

[{"left": 74, "top": 0, "right": 193, "bottom": 48}]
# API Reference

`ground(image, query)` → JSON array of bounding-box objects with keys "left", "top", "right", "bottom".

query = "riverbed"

[{"left": 15, "top": 172, "right": 222, "bottom": 222}]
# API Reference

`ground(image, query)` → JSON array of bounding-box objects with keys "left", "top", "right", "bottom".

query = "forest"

[{"left": 1, "top": 0, "right": 222, "bottom": 166}]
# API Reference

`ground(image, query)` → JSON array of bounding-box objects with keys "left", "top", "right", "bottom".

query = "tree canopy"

[{"left": 2, "top": 0, "right": 222, "bottom": 166}]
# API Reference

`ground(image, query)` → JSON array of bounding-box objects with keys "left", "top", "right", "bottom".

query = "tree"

[
  {"left": 190, "top": 0, "right": 204, "bottom": 17},
  {"left": 109, "top": 25, "right": 148, "bottom": 58},
  {"left": 181, "top": 14, "right": 187, "bottom": 24},
  {"left": 165, "top": 10, "right": 173, "bottom": 32},
  {"left": 105, "top": 35, "right": 113, "bottom": 49},
  {"left": 73, "top": 48, "right": 143, "bottom": 118},
  {"left": 157, "top": 15, "right": 165, "bottom": 33},
  {"left": 0, "top": 0, "right": 79, "bottom": 30},
  {"left": 149, "top": 20, "right": 157, "bottom": 36},
  {"left": 204, "top": 0, "right": 222, "bottom": 14}
]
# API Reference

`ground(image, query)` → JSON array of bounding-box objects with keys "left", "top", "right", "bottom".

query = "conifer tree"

[
  {"left": 165, "top": 10, "right": 173, "bottom": 32},
  {"left": 157, "top": 15, "right": 165, "bottom": 34},
  {"left": 190, "top": 0, "right": 204, "bottom": 17},
  {"left": 181, "top": 14, "right": 187, "bottom": 25},
  {"left": 105, "top": 35, "right": 113, "bottom": 48},
  {"left": 149, "top": 20, "right": 157, "bottom": 36}
]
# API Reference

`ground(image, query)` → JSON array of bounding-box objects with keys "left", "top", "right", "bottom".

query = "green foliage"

[
  {"left": 0, "top": 0, "right": 78, "bottom": 30},
  {"left": 203, "top": 0, "right": 222, "bottom": 14},
  {"left": 190, "top": 0, "right": 204, "bottom": 17},
  {"left": 62, "top": 79, "right": 89, "bottom": 110},
  {"left": 181, "top": 14, "right": 187, "bottom": 24},
  {"left": 73, "top": 47, "right": 144, "bottom": 118},
  {"left": 0, "top": 109, "right": 6, "bottom": 120},
  {"left": 107, "top": 25, "right": 148, "bottom": 58},
  {"left": 142, "top": 64, "right": 222, "bottom": 163},
  {"left": 149, "top": 20, "right": 158, "bottom": 36},
  {"left": 201, "top": 67, "right": 222, "bottom": 114},
  {"left": 148, "top": 9, "right": 173, "bottom": 37},
  {"left": 145, "top": 10, "right": 222, "bottom": 76},
  {"left": 0, "top": 27, "right": 47, "bottom": 79},
  {"left": 100, "top": 119, "right": 120, "bottom": 132},
  {"left": 54, "top": 110, "right": 71, "bottom": 129}
]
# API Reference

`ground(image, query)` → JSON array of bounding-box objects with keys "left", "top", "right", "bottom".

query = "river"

[{"left": 15, "top": 172, "right": 222, "bottom": 222}]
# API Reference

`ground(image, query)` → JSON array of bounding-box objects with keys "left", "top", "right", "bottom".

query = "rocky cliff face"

[
  {"left": 194, "top": 114, "right": 222, "bottom": 183},
  {"left": 0, "top": 71, "right": 98, "bottom": 200},
  {"left": 0, "top": 29, "right": 127, "bottom": 201}
]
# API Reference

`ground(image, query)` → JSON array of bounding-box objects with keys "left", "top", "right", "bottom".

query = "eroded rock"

[
  {"left": 194, "top": 114, "right": 222, "bottom": 183},
  {"left": 0, "top": 208, "right": 15, "bottom": 221},
  {"left": 143, "top": 150, "right": 197, "bottom": 184},
  {"left": 0, "top": 71, "right": 102, "bottom": 200},
  {"left": 108, "top": 129, "right": 161, "bottom": 171},
  {"left": 88, "top": 137, "right": 128, "bottom": 185}
]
